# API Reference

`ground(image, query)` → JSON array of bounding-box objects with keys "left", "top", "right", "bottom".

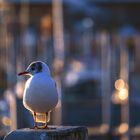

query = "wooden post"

[{"left": 4, "top": 126, "right": 88, "bottom": 140}]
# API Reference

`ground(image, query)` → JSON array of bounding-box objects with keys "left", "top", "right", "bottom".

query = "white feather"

[{"left": 22, "top": 62, "right": 58, "bottom": 122}]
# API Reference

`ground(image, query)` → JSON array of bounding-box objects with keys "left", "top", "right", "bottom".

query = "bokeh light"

[
  {"left": 2, "top": 117, "right": 11, "bottom": 126},
  {"left": 118, "top": 123, "right": 128, "bottom": 134},
  {"left": 118, "top": 88, "right": 128, "bottom": 101},
  {"left": 115, "top": 79, "right": 125, "bottom": 91}
]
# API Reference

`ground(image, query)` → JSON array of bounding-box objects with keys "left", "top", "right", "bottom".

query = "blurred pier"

[{"left": 0, "top": 0, "right": 140, "bottom": 140}]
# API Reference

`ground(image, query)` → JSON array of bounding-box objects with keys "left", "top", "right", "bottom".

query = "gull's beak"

[{"left": 18, "top": 71, "right": 29, "bottom": 76}]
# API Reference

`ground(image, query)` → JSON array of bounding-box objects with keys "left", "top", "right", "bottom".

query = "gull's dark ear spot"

[
  {"left": 37, "top": 62, "right": 42, "bottom": 72},
  {"left": 32, "top": 63, "right": 36, "bottom": 68}
]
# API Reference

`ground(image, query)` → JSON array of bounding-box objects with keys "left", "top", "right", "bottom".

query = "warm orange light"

[
  {"left": 2, "top": 117, "right": 11, "bottom": 126},
  {"left": 112, "top": 91, "right": 120, "bottom": 104},
  {"left": 100, "top": 124, "right": 109, "bottom": 134},
  {"left": 118, "top": 123, "right": 128, "bottom": 134},
  {"left": 118, "top": 88, "right": 128, "bottom": 101},
  {"left": 40, "top": 15, "right": 52, "bottom": 32},
  {"left": 115, "top": 79, "right": 125, "bottom": 91},
  {"left": 71, "top": 60, "right": 85, "bottom": 72}
]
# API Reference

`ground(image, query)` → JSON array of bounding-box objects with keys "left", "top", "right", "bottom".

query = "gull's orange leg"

[
  {"left": 42, "top": 112, "right": 48, "bottom": 129},
  {"left": 33, "top": 112, "right": 37, "bottom": 129}
]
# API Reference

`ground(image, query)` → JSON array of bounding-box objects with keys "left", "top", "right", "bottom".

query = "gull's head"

[{"left": 18, "top": 61, "right": 51, "bottom": 76}]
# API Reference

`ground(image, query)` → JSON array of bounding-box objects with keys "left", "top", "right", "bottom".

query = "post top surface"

[{"left": 4, "top": 126, "right": 88, "bottom": 140}]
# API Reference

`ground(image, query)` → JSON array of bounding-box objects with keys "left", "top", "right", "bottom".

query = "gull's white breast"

[{"left": 23, "top": 73, "right": 58, "bottom": 114}]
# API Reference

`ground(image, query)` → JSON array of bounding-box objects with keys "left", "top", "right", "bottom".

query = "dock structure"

[{"left": 4, "top": 126, "right": 88, "bottom": 140}]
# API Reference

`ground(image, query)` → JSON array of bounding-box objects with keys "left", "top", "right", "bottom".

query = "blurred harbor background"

[{"left": 0, "top": 0, "right": 140, "bottom": 140}]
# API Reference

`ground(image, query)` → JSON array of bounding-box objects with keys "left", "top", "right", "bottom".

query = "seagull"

[{"left": 18, "top": 61, "right": 58, "bottom": 129}]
